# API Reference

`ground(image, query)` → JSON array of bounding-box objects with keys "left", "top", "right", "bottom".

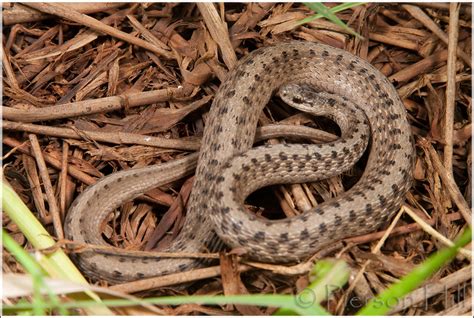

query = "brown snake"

[{"left": 65, "top": 41, "right": 414, "bottom": 283}]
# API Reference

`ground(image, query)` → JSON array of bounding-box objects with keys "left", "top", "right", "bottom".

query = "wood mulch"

[{"left": 2, "top": 2, "right": 472, "bottom": 315}]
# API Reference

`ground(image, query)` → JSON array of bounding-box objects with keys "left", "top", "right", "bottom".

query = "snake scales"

[{"left": 64, "top": 41, "right": 414, "bottom": 283}]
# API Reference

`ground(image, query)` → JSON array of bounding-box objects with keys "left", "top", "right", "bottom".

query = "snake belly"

[{"left": 64, "top": 41, "right": 414, "bottom": 283}]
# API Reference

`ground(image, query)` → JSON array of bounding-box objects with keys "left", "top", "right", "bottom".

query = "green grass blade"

[
  {"left": 275, "top": 259, "right": 349, "bottom": 315},
  {"left": 2, "top": 259, "right": 349, "bottom": 315},
  {"left": 3, "top": 229, "right": 69, "bottom": 315},
  {"left": 2, "top": 179, "right": 113, "bottom": 315},
  {"left": 3, "top": 294, "right": 327, "bottom": 315},
  {"left": 302, "top": 2, "right": 364, "bottom": 39},
  {"left": 357, "top": 227, "right": 472, "bottom": 315}
]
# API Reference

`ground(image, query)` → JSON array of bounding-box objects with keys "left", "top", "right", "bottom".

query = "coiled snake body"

[{"left": 65, "top": 41, "right": 414, "bottom": 283}]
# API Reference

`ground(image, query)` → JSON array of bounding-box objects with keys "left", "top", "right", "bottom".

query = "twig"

[
  {"left": 346, "top": 212, "right": 463, "bottom": 244},
  {"left": 388, "top": 265, "right": 472, "bottom": 314},
  {"left": 443, "top": 3, "right": 461, "bottom": 177},
  {"left": 59, "top": 142, "right": 69, "bottom": 217},
  {"left": 402, "top": 4, "right": 470, "bottom": 67},
  {"left": 1, "top": 44, "right": 19, "bottom": 89},
  {"left": 3, "top": 137, "right": 97, "bottom": 186},
  {"left": 336, "top": 208, "right": 405, "bottom": 314},
  {"left": 109, "top": 264, "right": 251, "bottom": 293},
  {"left": 419, "top": 138, "right": 472, "bottom": 226},
  {"left": 403, "top": 206, "right": 471, "bottom": 258},
  {"left": 22, "top": 2, "right": 174, "bottom": 59},
  {"left": 2, "top": 120, "right": 337, "bottom": 152},
  {"left": 434, "top": 296, "right": 472, "bottom": 316},
  {"left": 197, "top": 3, "right": 238, "bottom": 69},
  {"left": 2, "top": 120, "right": 200, "bottom": 151},
  {"left": 28, "top": 134, "right": 64, "bottom": 239},
  {"left": 2, "top": 2, "right": 126, "bottom": 25},
  {"left": 389, "top": 49, "right": 448, "bottom": 83},
  {"left": 2, "top": 86, "right": 194, "bottom": 122}
]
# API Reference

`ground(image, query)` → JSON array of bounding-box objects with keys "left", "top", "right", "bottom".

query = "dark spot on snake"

[
  {"left": 279, "top": 233, "right": 289, "bottom": 242},
  {"left": 390, "top": 143, "right": 402, "bottom": 150},
  {"left": 365, "top": 204, "right": 373, "bottom": 216},
  {"left": 369, "top": 74, "right": 376, "bottom": 80},
  {"left": 216, "top": 176, "right": 225, "bottom": 183},
  {"left": 242, "top": 164, "right": 250, "bottom": 171},
  {"left": 378, "top": 195, "right": 387, "bottom": 206},
  {"left": 229, "top": 187, "right": 237, "bottom": 193},
  {"left": 279, "top": 152, "right": 288, "bottom": 161},
  {"left": 314, "top": 207, "right": 324, "bottom": 215},
  {"left": 215, "top": 191, "right": 223, "bottom": 200},
  {"left": 113, "top": 270, "right": 123, "bottom": 278},
  {"left": 300, "top": 229, "right": 310, "bottom": 240},
  {"left": 233, "top": 173, "right": 241, "bottom": 180},
  {"left": 232, "top": 221, "right": 242, "bottom": 232},
  {"left": 251, "top": 158, "right": 258, "bottom": 164},
  {"left": 319, "top": 223, "right": 327, "bottom": 234},
  {"left": 231, "top": 138, "right": 239, "bottom": 147},
  {"left": 392, "top": 184, "right": 399, "bottom": 193},
  {"left": 322, "top": 50, "right": 329, "bottom": 57},
  {"left": 178, "top": 264, "right": 188, "bottom": 271},
  {"left": 331, "top": 151, "right": 337, "bottom": 159},
  {"left": 226, "top": 90, "right": 236, "bottom": 98},
  {"left": 104, "top": 184, "right": 109, "bottom": 190},
  {"left": 242, "top": 96, "right": 250, "bottom": 104},
  {"left": 221, "top": 207, "right": 230, "bottom": 214},
  {"left": 254, "top": 231, "right": 265, "bottom": 240},
  {"left": 358, "top": 68, "right": 368, "bottom": 74},
  {"left": 254, "top": 74, "right": 261, "bottom": 81},
  {"left": 373, "top": 178, "right": 383, "bottom": 184},
  {"left": 349, "top": 210, "right": 356, "bottom": 221},
  {"left": 136, "top": 273, "right": 145, "bottom": 279},
  {"left": 331, "top": 202, "right": 341, "bottom": 208},
  {"left": 117, "top": 177, "right": 122, "bottom": 182},
  {"left": 336, "top": 54, "right": 343, "bottom": 61},
  {"left": 309, "top": 49, "right": 316, "bottom": 56},
  {"left": 327, "top": 98, "right": 336, "bottom": 106},
  {"left": 374, "top": 83, "right": 381, "bottom": 91},
  {"left": 334, "top": 215, "right": 342, "bottom": 226}
]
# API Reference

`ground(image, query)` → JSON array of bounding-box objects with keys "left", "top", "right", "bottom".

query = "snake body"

[{"left": 65, "top": 41, "right": 414, "bottom": 283}]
